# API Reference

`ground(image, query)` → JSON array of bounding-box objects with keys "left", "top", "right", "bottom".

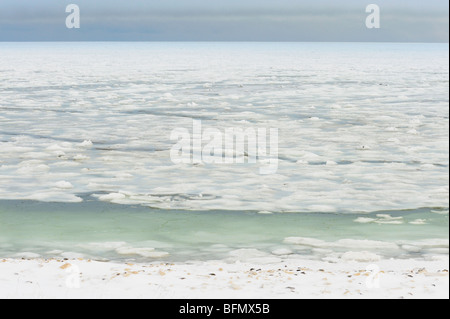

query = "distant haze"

[{"left": 0, "top": 0, "right": 448, "bottom": 42}]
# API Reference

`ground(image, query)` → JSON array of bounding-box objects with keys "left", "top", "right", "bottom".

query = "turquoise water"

[{"left": 0, "top": 199, "right": 447, "bottom": 262}]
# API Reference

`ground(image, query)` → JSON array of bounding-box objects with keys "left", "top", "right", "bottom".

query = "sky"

[{"left": 0, "top": 0, "right": 448, "bottom": 42}]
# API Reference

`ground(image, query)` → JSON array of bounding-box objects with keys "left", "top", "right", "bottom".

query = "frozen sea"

[{"left": 0, "top": 42, "right": 448, "bottom": 263}]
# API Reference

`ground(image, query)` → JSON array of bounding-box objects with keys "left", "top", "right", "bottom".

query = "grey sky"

[{"left": 0, "top": 0, "right": 448, "bottom": 42}]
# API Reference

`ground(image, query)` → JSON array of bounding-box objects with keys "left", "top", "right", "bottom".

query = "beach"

[{"left": 1, "top": 257, "right": 448, "bottom": 299}]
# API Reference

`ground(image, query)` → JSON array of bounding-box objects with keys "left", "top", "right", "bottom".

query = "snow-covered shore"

[{"left": 1, "top": 256, "right": 448, "bottom": 299}]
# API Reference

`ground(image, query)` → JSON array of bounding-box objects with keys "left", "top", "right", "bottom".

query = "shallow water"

[{"left": 0, "top": 199, "right": 448, "bottom": 262}]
